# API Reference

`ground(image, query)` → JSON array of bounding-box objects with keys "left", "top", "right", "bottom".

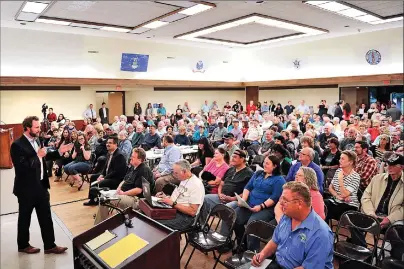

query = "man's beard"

[{"left": 29, "top": 131, "right": 38, "bottom": 137}]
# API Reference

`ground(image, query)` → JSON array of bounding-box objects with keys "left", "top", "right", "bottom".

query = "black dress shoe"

[{"left": 83, "top": 200, "right": 97, "bottom": 206}]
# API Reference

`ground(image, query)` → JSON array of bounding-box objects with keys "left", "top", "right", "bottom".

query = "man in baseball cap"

[{"left": 219, "top": 133, "right": 239, "bottom": 156}]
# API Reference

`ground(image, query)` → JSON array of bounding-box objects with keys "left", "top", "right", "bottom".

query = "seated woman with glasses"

[
  {"left": 64, "top": 133, "right": 92, "bottom": 187},
  {"left": 370, "top": 134, "right": 392, "bottom": 165},
  {"left": 275, "top": 167, "right": 325, "bottom": 224},
  {"left": 324, "top": 150, "right": 361, "bottom": 223},
  {"left": 231, "top": 155, "right": 285, "bottom": 252}
]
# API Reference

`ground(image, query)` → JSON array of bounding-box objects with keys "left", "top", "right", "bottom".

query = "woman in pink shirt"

[
  {"left": 275, "top": 166, "right": 325, "bottom": 221},
  {"left": 201, "top": 148, "right": 229, "bottom": 194}
]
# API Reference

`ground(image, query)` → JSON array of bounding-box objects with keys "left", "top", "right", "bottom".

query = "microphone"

[{"left": 99, "top": 196, "right": 120, "bottom": 205}]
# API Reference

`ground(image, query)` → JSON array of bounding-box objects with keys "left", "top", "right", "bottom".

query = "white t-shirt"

[{"left": 171, "top": 174, "right": 205, "bottom": 214}]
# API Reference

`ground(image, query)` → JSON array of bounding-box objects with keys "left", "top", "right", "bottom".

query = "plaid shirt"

[{"left": 355, "top": 154, "right": 378, "bottom": 189}]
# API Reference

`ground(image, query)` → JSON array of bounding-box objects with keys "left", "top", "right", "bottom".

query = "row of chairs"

[{"left": 179, "top": 204, "right": 404, "bottom": 269}]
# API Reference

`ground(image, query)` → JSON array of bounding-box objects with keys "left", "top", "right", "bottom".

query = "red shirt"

[
  {"left": 246, "top": 104, "right": 257, "bottom": 115},
  {"left": 368, "top": 127, "right": 380, "bottom": 142},
  {"left": 47, "top": 113, "right": 57, "bottom": 122}
]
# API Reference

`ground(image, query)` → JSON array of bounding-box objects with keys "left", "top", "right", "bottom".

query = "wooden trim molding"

[
  {"left": 245, "top": 73, "right": 404, "bottom": 87},
  {"left": 0, "top": 73, "right": 402, "bottom": 88},
  {"left": 154, "top": 87, "right": 245, "bottom": 91},
  {"left": 260, "top": 84, "right": 339, "bottom": 90},
  {"left": 0, "top": 86, "right": 81, "bottom": 91}
]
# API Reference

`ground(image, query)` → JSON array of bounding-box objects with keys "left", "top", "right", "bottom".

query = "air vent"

[
  {"left": 223, "top": 61, "right": 229, "bottom": 63},
  {"left": 87, "top": 50, "right": 99, "bottom": 54},
  {"left": 167, "top": 56, "right": 175, "bottom": 59}
]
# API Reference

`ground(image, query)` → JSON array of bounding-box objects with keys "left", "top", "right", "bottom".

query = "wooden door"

[{"left": 108, "top": 92, "right": 123, "bottom": 120}]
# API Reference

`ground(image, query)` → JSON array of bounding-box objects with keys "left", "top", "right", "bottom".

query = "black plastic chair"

[
  {"left": 324, "top": 204, "right": 328, "bottom": 219},
  {"left": 378, "top": 223, "right": 404, "bottom": 269},
  {"left": 223, "top": 220, "right": 276, "bottom": 269},
  {"left": 340, "top": 259, "right": 380, "bottom": 269},
  {"left": 184, "top": 204, "right": 236, "bottom": 269},
  {"left": 180, "top": 204, "right": 205, "bottom": 260},
  {"left": 334, "top": 211, "right": 381, "bottom": 264}
]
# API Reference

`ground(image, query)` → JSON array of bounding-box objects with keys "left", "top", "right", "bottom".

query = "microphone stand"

[{"left": 100, "top": 199, "right": 133, "bottom": 228}]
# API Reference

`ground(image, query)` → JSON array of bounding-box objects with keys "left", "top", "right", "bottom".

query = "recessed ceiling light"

[
  {"left": 178, "top": 4, "right": 213, "bottom": 16},
  {"left": 337, "top": 8, "right": 366, "bottom": 18},
  {"left": 317, "top": 2, "right": 349, "bottom": 12},
  {"left": 355, "top": 14, "right": 380, "bottom": 23},
  {"left": 370, "top": 16, "right": 403, "bottom": 24},
  {"left": 36, "top": 18, "right": 71, "bottom": 26},
  {"left": 100, "top": 26, "right": 130, "bottom": 32},
  {"left": 142, "top": 20, "right": 169, "bottom": 29},
  {"left": 22, "top": 2, "right": 48, "bottom": 14},
  {"left": 304, "top": 1, "right": 329, "bottom": 6}
]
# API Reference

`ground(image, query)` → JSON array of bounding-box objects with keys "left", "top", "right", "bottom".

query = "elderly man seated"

[
  {"left": 211, "top": 121, "right": 228, "bottom": 148},
  {"left": 142, "top": 124, "right": 162, "bottom": 150},
  {"left": 351, "top": 153, "right": 404, "bottom": 247},
  {"left": 219, "top": 133, "right": 239, "bottom": 156},
  {"left": 156, "top": 160, "right": 205, "bottom": 231},
  {"left": 242, "top": 119, "right": 263, "bottom": 150},
  {"left": 154, "top": 135, "right": 182, "bottom": 193},
  {"left": 131, "top": 124, "right": 145, "bottom": 148},
  {"left": 251, "top": 182, "right": 334, "bottom": 269},
  {"left": 94, "top": 148, "right": 153, "bottom": 224},
  {"left": 118, "top": 131, "right": 132, "bottom": 162},
  {"left": 285, "top": 147, "right": 324, "bottom": 193}
]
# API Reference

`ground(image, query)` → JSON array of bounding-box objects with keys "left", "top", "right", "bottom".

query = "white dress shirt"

[
  {"left": 84, "top": 108, "right": 96, "bottom": 119},
  {"left": 24, "top": 134, "right": 43, "bottom": 180}
]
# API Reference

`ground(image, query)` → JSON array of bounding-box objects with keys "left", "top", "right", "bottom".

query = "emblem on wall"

[
  {"left": 293, "top": 59, "right": 301, "bottom": 69},
  {"left": 365, "top": 49, "right": 381, "bottom": 65},
  {"left": 193, "top": 60, "right": 206, "bottom": 73}
]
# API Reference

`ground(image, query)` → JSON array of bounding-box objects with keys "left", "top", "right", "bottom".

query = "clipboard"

[{"left": 85, "top": 230, "right": 117, "bottom": 251}]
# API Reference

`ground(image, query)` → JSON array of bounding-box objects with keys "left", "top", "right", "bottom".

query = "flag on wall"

[{"left": 120, "top": 53, "right": 149, "bottom": 72}]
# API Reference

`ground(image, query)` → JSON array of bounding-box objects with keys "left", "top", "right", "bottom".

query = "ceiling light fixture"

[
  {"left": 100, "top": 26, "right": 130, "bottom": 32},
  {"left": 304, "top": 1, "right": 403, "bottom": 24},
  {"left": 175, "top": 14, "right": 328, "bottom": 47},
  {"left": 142, "top": 20, "right": 169, "bottom": 29},
  {"left": 22, "top": 2, "right": 48, "bottom": 14},
  {"left": 36, "top": 18, "right": 71, "bottom": 26},
  {"left": 178, "top": 4, "right": 213, "bottom": 16}
]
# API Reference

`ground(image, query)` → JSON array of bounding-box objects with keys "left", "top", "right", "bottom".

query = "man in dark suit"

[
  {"left": 84, "top": 135, "right": 127, "bottom": 206},
  {"left": 10, "top": 116, "right": 73, "bottom": 254},
  {"left": 98, "top": 102, "right": 109, "bottom": 124},
  {"left": 334, "top": 100, "right": 344, "bottom": 121}
]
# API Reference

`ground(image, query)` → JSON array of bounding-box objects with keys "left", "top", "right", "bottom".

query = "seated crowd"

[{"left": 42, "top": 98, "right": 403, "bottom": 268}]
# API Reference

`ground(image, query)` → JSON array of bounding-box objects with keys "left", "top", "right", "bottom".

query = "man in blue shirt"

[
  {"left": 261, "top": 101, "right": 270, "bottom": 113},
  {"left": 157, "top": 103, "right": 166, "bottom": 117},
  {"left": 285, "top": 147, "right": 324, "bottom": 193},
  {"left": 251, "top": 181, "right": 334, "bottom": 269},
  {"left": 201, "top": 100, "right": 210, "bottom": 114},
  {"left": 154, "top": 135, "right": 182, "bottom": 192}
]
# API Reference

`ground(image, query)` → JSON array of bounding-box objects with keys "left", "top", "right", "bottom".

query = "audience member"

[
  {"left": 83, "top": 104, "right": 97, "bottom": 122},
  {"left": 354, "top": 141, "right": 378, "bottom": 199},
  {"left": 200, "top": 148, "right": 229, "bottom": 194},
  {"left": 131, "top": 124, "right": 145, "bottom": 148},
  {"left": 117, "top": 131, "right": 132, "bottom": 162},
  {"left": 98, "top": 102, "right": 109, "bottom": 124},
  {"left": 64, "top": 133, "right": 92, "bottom": 186},
  {"left": 219, "top": 133, "right": 239, "bottom": 156},
  {"left": 47, "top": 108, "right": 57, "bottom": 122},
  {"left": 143, "top": 124, "right": 162, "bottom": 150},
  {"left": 211, "top": 121, "right": 228, "bottom": 147}
]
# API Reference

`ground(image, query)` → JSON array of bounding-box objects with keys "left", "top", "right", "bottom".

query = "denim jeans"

[{"left": 64, "top": 161, "right": 91, "bottom": 175}]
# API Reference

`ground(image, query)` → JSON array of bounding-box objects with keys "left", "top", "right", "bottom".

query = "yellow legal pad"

[{"left": 98, "top": 233, "right": 149, "bottom": 268}]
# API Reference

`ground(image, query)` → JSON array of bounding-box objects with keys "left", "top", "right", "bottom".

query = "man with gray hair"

[
  {"left": 285, "top": 147, "right": 324, "bottom": 193},
  {"left": 251, "top": 181, "right": 333, "bottom": 269},
  {"left": 318, "top": 122, "right": 338, "bottom": 150},
  {"left": 156, "top": 160, "right": 205, "bottom": 231}
]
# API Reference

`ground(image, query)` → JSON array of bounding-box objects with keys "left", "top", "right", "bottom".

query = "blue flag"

[{"left": 120, "top": 53, "right": 149, "bottom": 72}]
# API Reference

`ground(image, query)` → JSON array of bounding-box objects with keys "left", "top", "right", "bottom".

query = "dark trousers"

[
  {"left": 17, "top": 190, "right": 56, "bottom": 250},
  {"left": 92, "top": 155, "right": 107, "bottom": 174},
  {"left": 88, "top": 174, "right": 121, "bottom": 200},
  {"left": 324, "top": 199, "right": 357, "bottom": 223},
  {"left": 54, "top": 157, "right": 72, "bottom": 177}
]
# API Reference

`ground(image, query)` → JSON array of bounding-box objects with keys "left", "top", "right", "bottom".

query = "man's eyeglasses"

[
  {"left": 280, "top": 197, "right": 301, "bottom": 204},
  {"left": 299, "top": 152, "right": 309, "bottom": 157}
]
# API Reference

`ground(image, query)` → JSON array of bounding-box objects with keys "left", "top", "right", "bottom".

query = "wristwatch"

[{"left": 173, "top": 201, "right": 177, "bottom": 207}]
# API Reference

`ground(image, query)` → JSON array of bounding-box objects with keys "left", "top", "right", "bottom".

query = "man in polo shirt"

[
  {"left": 251, "top": 182, "right": 334, "bottom": 269},
  {"left": 219, "top": 133, "right": 239, "bottom": 156},
  {"left": 201, "top": 150, "right": 253, "bottom": 222},
  {"left": 211, "top": 121, "right": 228, "bottom": 148},
  {"left": 142, "top": 124, "right": 162, "bottom": 150},
  {"left": 285, "top": 147, "right": 324, "bottom": 193},
  {"left": 230, "top": 119, "right": 243, "bottom": 145}
]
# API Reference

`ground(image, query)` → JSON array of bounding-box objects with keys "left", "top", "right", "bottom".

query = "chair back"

[
  {"left": 337, "top": 211, "right": 381, "bottom": 238},
  {"left": 340, "top": 259, "right": 380, "bottom": 269},
  {"left": 244, "top": 220, "right": 276, "bottom": 243},
  {"left": 324, "top": 204, "right": 328, "bottom": 219},
  {"left": 379, "top": 223, "right": 404, "bottom": 262},
  {"left": 204, "top": 204, "right": 236, "bottom": 237}
]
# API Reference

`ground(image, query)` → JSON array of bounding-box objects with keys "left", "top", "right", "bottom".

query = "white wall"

[
  {"left": 241, "top": 28, "right": 403, "bottom": 81},
  {"left": 259, "top": 88, "right": 339, "bottom": 109},
  {"left": 0, "top": 27, "right": 242, "bottom": 82}
]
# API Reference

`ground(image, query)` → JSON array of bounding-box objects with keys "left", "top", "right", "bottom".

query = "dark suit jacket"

[
  {"left": 102, "top": 148, "right": 127, "bottom": 182},
  {"left": 98, "top": 107, "right": 109, "bottom": 124},
  {"left": 10, "top": 135, "right": 61, "bottom": 197},
  {"left": 334, "top": 105, "right": 343, "bottom": 120}
]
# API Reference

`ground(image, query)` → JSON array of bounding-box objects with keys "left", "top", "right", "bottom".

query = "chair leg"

[
  {"left": 212, "top": 251, "right": 222, "bottom": 269},
  {"left": 180, "top": 241, "right": 188, "bottom": 260},
  {"left": 78, "top": 175, "right": 85, "bottom": 191},
  {"left": 184, "top": 247, "right": 196, "bottom": 268}
]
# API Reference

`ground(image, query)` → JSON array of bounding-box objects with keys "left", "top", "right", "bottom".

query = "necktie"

[
  {"left": 91, "top": 110, "right": 94, "bottom": 119},
  {"left": 106, "top": 153, "right": 112, "bottom": 174}
]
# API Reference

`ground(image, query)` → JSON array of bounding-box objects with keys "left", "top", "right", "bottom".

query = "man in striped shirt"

[{"left": 354, "top": 141, "right": 378, "bottom": 200}]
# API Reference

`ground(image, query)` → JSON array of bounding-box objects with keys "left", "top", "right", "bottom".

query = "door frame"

[{"left": 95, "top": 91, "right": 126, "bottom": 116}]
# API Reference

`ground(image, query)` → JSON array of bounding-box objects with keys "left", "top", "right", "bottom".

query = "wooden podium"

[
  {"left": 73, "top": 208, "right": 180, "bottom": 269},
  {"left": 0, "top": 128, "right": 13, "bottom": 169}
]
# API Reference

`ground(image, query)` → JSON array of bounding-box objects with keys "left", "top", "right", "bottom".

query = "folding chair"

[{"left": 378, "top": 223, "right": 404, "bottom": 269}]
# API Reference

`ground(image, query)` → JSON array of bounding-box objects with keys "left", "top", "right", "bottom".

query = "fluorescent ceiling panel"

[
  {"left": 16, "top": 12, "right": 39, "bottom": 21},
  {"left": 70, "top": 22, "right": 102, "bottom": 29},
  {"left": 304, "top": 1, "right": 329, "bottom": 6},
  {"left": 370, "top": 16, "right": 403, "bottom": 24},
  {"left": 129, "top": 27, "right": 150, "bottom": 34},
  {"left": 178, "top": 4, "right": 213, "bottom": 16},
  {"left": 317, "top": 2, "right": 349, "bottom": 12},
  {"left": 160, "top": 13, "right": 188, "bottom": 23},
  {"left": 155, "top": 1, "right": 195, "bottom": 8},
  {"left": 337, "top": 8, "right": 366, "bottom": 18},
  {"left": 143, "top": 20, "right": 169, "bottom": 29},
  {"left": 22, "top": 2, "right": 48, "bottom": 13},
  {"left": 355, "top": 14, "right": 380, "bottom": 23},
  {"left": 36, "top": 18, "right": 71, "bottom": 25},
  {"left": 100, "top": 26, "right": 130, "bottom": 32}
]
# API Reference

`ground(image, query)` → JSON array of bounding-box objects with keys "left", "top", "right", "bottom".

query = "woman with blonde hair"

[
  {"left": 275, "top": 166, "right": 325, "bottom": 222},
  {"left": 370, "top": 134, "right": 391, "bottom": 164}
]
